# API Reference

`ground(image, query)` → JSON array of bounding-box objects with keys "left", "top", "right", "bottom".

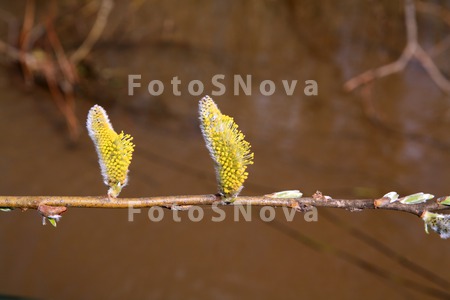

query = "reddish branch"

[
  {"left": 344, "top": 0, "right": 450, "bottom": 93},
  {"left": 0, "top": 194, "right": 448, "bottom": 217}
]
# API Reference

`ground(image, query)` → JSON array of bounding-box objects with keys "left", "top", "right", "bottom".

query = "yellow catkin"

[
  {"left": 199, "top": 96, "right": 254, "bottom": 199},
  {"left": 87, "top": 105, "right": 135, "bottom": 198}
]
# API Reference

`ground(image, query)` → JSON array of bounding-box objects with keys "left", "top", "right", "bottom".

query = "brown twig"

[
  {"left": 0, "top": 1, "right": 115, "bottom": 142},
  {"left": 344, "top": 0, "right": 450, "bottom": 93},
  {"left": 0, "top": 194, "right": 448, "bottom": 217},
  {"left": 45, "top": 18, "right": 80, "bottom": 140},
  {"left": 70, "top": 0, "right": 114, "bottom": 64},
  {"left": 19, "top": 0, "right": 35, "bottom": 85}
]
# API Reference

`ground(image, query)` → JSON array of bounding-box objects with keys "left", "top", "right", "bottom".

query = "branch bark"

[{"left": 0, "top": 194, "right": 448, "bottom": 217}]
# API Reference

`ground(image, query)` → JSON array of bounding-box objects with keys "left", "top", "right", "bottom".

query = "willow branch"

[{"left": 1, "top": 195, "right": 448, "bottom": 216}]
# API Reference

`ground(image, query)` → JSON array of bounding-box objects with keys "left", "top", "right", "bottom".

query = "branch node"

[
  {"left": 37, "top": 204, "right": 67, "bottom": 217},
  {"left": 374, "top": 198, "right": 390, "bottom": 208},
  {"left": 293, "top": 201, "right": 311, "bottom": 212},
  {"left": 312, "top": 190, "right": 331, "bottom": 201}
]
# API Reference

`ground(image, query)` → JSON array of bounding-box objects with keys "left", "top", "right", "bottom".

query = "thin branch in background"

[
  {"left": 344, "top": 0, "right": 450, "bottom": 94},
  {"left": 45, "top": 18, "right": 79, "bottom": 140},
  {"left": 264, "top": 219, "right": 450, "bottom": 300},
  {"left": 19, "top": 0, "right": 35, "bottom": 85},
  {"left": 0, "top": 1, "right": 115, "bottom": 142},
  {"left": 429, "top": 35, "right": 450, "bottom": 58},
  {"left": 0, "top": 39, "right": 28, "bottom": 61},
  {"left": 70, "top": 0, "right": 114, "bottom": 64},
  {"left": 319, "top": 209, "right": 450, "bottom": 290}
]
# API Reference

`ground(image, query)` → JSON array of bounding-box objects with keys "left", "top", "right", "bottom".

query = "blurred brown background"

[{"left": 0, "top": 0, "right": 449, "bottom": 299}]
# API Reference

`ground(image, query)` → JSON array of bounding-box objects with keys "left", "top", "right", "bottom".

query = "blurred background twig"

[
  {"left": 0, "top": 0, "right": 114, "bottom": 142},
  {"left": 344, "top": 0, "right": 450, "bottom": 93}
]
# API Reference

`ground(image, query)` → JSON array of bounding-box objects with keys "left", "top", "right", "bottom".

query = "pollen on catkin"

[
  {"left": 87, "top": 105, "right": 135, "bottom": 198},
  {"left": 199, "top": 96, "right": 254, "bottom": 199},
  {"left": 422, "top": 211, "right": 450, "bottom": 239}
]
